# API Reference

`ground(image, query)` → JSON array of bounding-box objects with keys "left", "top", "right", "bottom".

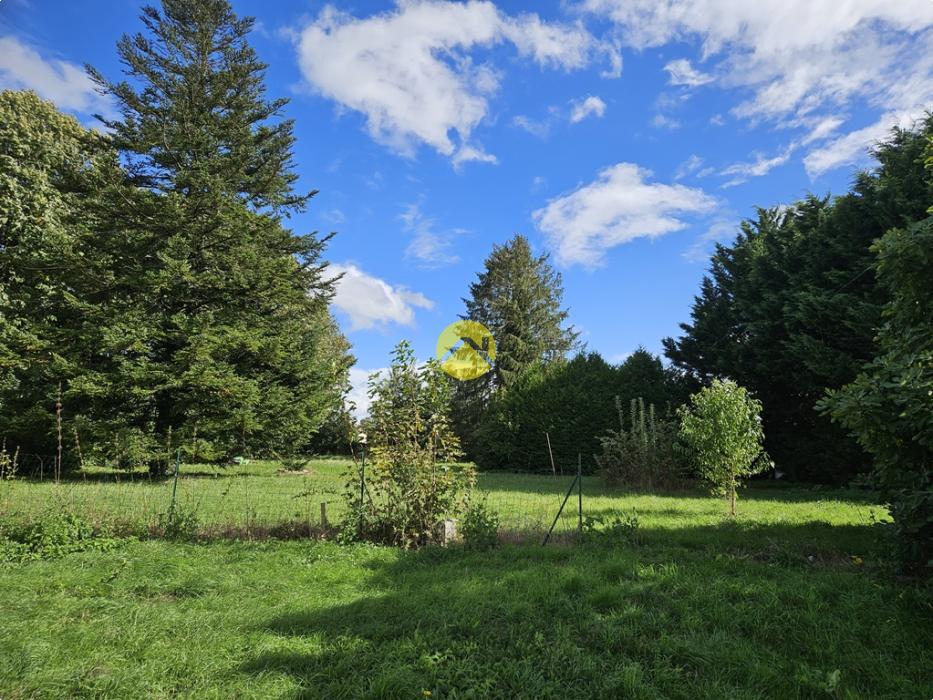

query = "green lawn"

[
  {"left": 1, "top": 465, "right": 930, "bottom": 698},
  {"left": 0, "top": 459, "right": 886, "bottom": 542}
]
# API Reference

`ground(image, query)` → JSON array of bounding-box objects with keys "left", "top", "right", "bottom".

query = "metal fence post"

[
  {"left": 358, "top": 434, "right": 367, "bottom": 536},
  {"left": 577, "top": 453, "right": 582, "bottom": 534},
  {"left": 543, "top": 471, "right": 580, "bottom": 545},
  {"left": 168, "top": 447, "right": 181, "bottom": 523}
]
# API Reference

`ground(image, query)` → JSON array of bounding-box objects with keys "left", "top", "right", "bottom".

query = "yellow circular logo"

[{"left": 436, "top": 320, "right": 496, "bottom": 381}]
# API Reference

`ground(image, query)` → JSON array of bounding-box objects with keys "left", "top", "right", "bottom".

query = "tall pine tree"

[
  {"left": 454, "top": 234, "right": 577, "bottom": 457},
  {"left": 85, "top": 0, "right": 351, "bottom": 470}
]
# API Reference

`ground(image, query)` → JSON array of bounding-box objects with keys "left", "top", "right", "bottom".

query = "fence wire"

[{"left": 0, "top": 459, "right": 601, "bottom": 542}]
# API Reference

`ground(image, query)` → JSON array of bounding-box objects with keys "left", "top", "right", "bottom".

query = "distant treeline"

[{"left": 454, "top": 120, "right": 933, "bottom": 492}]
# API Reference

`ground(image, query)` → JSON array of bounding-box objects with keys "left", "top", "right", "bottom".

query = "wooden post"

[{"left": 320, "top": 501, "right": 329, "bottom": 529}]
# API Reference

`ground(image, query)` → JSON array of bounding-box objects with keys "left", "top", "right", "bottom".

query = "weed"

[
  {"left": 0, "top": 510, "right": 122, "bottom": 562},
  {"left": 460, "top": 500, "right": 500, "bottom": 550}
]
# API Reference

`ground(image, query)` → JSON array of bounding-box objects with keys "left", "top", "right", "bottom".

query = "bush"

[
  {"left": 0, "top": 440, "right": 18, "bottom": 480},
  {"left": 820, "top": 217, "right": 933, "bottom": 572},
  {"left": 460, "top": 501, "right": 500, "bottom": 549},
  {"left": 348, "top": 341, "right": 476, "bottom": 547},
  {"left": 595, "top": 398, "right": 687, "bottom": 490}
]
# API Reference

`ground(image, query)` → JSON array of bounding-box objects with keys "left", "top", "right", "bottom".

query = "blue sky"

[{"left": 2, "top": 0, "right": 932, "bottom": 413}]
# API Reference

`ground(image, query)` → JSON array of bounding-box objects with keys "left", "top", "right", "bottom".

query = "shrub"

[
  {"left": 679, "top": 379, "right": 769, "bottom": 516},
  {"left": 277, "top": 454, "right": 313, "bottom": 472},
  {"left": 348, "top": 341, "right": 476, "bottom": 547},
  {"left": 820, "top": 217, "right": 933, "bottom": 572},
  {"left": 460, "top": 501, "right": 500, "bottom": 549},
  {"left": 595, "top": 397, "right": 686, "bottom": 490}
]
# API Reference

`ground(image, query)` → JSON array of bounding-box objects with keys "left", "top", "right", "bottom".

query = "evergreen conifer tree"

[{"left": 85, "top": 0, "right": 351, "bottom": 469}]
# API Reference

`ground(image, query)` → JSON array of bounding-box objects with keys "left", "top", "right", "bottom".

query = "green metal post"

[
  {"left": 169, "top": 446, "right": 181, "bottom": 522},
  {"left": 543, "top": 472, "right": 580, "bottom": 545},
  {"left": 577, "top": 453, "right": 583, "bottom": 533},
  {"left": 358, "top": 444, "right": 366, "bottom": 535}
]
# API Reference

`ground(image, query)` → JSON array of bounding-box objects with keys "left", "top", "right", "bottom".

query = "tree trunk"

[{"left": 729, "top": 481, "right": 737, "bottom": 517}]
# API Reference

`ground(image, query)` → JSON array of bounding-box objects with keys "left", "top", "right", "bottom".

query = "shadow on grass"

[{"left": 241, "top": 526, "right": 931, "bottom": 699}]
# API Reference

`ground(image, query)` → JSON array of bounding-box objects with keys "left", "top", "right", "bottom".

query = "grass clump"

[
  {"left": 460, "top": 500, "right": 500, "bottom": 549},
  {"left": 0, "top": 510, "right": 123, "bottom": 563}
]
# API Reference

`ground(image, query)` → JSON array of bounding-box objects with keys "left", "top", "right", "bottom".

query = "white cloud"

[
  {"left": 295, "top": 2, "right": 618, "bottom": 163},
  {"left": 651, "top": 113, "right": 681, "bottom": 130},
  {"left": 532, "top": 162, "right": 718, "bottom": 267},
  {"left": 583, "top": 0, "right": 933, "bottom": 175},
  {"left": 683, "top": 217, "right": 738, "bottom": 262},
  {"left": 400, "top": 203, "right": 461, "bottom": 268},
  {"left": 322, "top": 208, "right": 346, "bottom": 225},
  {"left": 512, "top": 114, "right": 551, "bottom": 138},
  {"left": 329, "top": 263, "right": 434, "bottom": 331},
  {"left": 674, "top": 154, "right": 705, "bottom": 180},
  {"left": 721, "top": 147, "right": 794, "bottom": 187},
  {"left": 514, "top": 96, "right": 606, "bottom": 135},
  {"left": 803, "top": 110, "right": 919, "bottom": 177},
  {"left": 569, "top": 95, "right": 607, "bottom": 123},
  {"left": 799, "top": 115, "right": 845, "bottom": 145},
  {"left": 452, "top": 144, "right": 498, "bottom": 168},
  {"left": 0, "top": 36, "right": 112, "bottom": 116},
  {"left": 663, "top": 58, "right": 713, "bottom": 87}
]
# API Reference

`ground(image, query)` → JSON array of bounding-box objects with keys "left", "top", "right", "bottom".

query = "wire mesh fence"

[{"left": 0, "top": 458, "right": 602, "bottom": 543}]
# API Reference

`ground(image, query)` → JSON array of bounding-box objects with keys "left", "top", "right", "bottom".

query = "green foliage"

[
  {"left": 353, "top": 341, "right": 475, "bottom": 547},
  {"left": 0, "top": 90, "right": 117, "bottom": 466},
  {"left": 0, "top": 510, "right": 121, "bottom": 562},
  {"left": 821, "top": 216, "right": 933, "bottom": 572},
  {"left": 454, "top": 234, "right": 578, "bottom": 456},
  {"left": 0, "top": 441, "right": 17, "bottom": 480},
  {"left": 88, "top": 0, "right": 354, "bottom": 463},
  {"left": 1, "top": 0, "right": 353, "bottom": 470},
  {"left": 276, "top": 455, "right": 314, "bottom": 473},
  {"left": 460, "top": 501, "right": 500, "bottom": 550},
  {"left": 474, "top": 349, "right": 685, "bottom": 472},
  {"left": 463, "top": 234, "right": 578, "bottom": 389},
  {"left": 158, "top": 506, "right": 201, "bottom": 541},
  {"left": 664, "top": 119, "right": 933, "bottom": 483},
  {"left": 596, "top": 398, "right": 687, "bottom": 490},
  {"left": 679, "top": 379, "right": 768, "bottom": 515},
  {"left": 581, "top": 511, "right": 640, "bottom": 545},
  {"left": 307, "top": 400, "right": 357, "bottom": 455}
]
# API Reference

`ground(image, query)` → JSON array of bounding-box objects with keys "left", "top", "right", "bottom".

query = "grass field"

[
  {"left": 1, "top": 463, "right": 931, "bottom": 698},
  {"left": 0, "top": 459, "right": 888, "bottom": 542}
]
